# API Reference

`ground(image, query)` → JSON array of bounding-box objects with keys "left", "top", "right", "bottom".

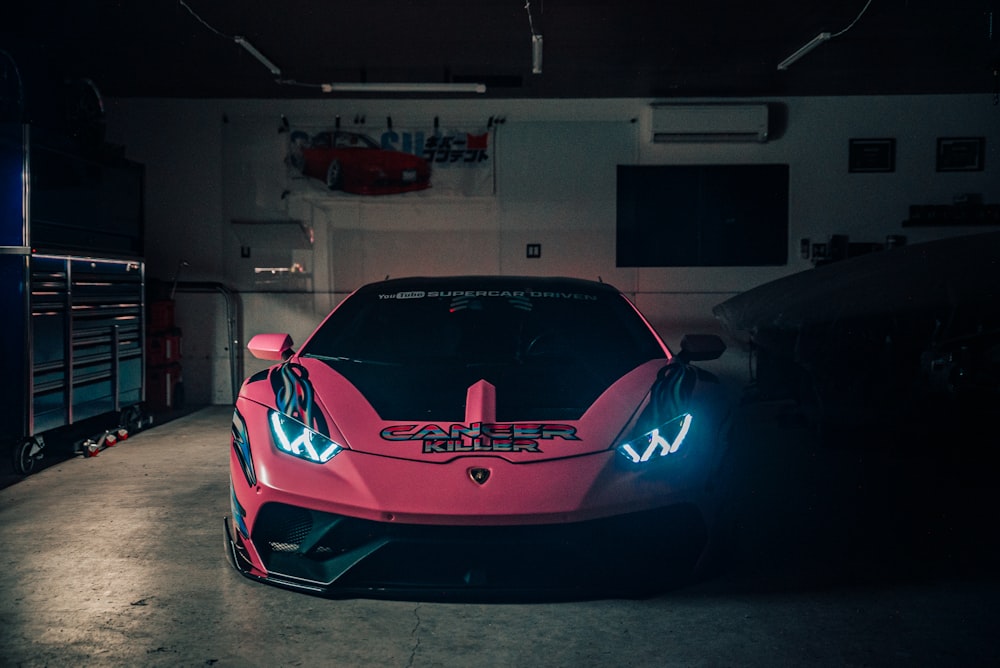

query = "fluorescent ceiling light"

[
  {"left": 776, "top": 32, "right": 831, "bottom": 71},
  {"left": 234, "top": 36, "right": 282, "bottom": 76},
  {"left": 228, "top": 31, "right": 485, "bottom": 94},
  {"left": 319, "top": 82, "right": 486, "bottom": 94},
  {"left": 532, "top": 34, "right": 543, "bottom": 74}
]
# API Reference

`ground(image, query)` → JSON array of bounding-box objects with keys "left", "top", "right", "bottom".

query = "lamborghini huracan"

[{"left": 226, "top": 276, "right": 735, "bottom": 599}]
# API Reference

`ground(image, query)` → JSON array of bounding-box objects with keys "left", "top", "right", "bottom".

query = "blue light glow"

[
  {"left": 230, "top": 481, "right": 250, "bottom": 538},
  {"left": 231, "top": 409, "right": 256, "bottom": 486},
  {"left": 269, "top": 410, "right": 342, "bottom": 463},
  {"left": 618, "top": 413, "right": 693, "bottom": 464}
]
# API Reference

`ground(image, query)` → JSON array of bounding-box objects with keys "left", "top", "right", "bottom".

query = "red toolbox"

[
  {"left": 147, "top": 330, "right": 182, "bottom": 367},
  {"left": 148, "top": 300, "right": 176, "bottom": 332},
  {"left": 146, "top": 362, "right": 183, "bottom": 410}
]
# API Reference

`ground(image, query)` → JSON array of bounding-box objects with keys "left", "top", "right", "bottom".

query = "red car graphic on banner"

[{"left": 288, "top": 130, "right": 432, "bottom": 195}]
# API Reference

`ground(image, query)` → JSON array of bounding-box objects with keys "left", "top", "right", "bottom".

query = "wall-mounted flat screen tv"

[{"left": 617, "top": 164, "right": 789, "bottom": 267}]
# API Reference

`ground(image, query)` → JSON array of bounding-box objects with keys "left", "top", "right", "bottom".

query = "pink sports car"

[
  {"left": 225, "top": 276, "right": 734, "bottom": 599},
  {"left": 289, "top": 130, "right": 431, "bottom": 195}
]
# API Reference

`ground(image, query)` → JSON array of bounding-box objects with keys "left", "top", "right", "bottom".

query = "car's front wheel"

[{"left": 325, "top": 160, "right": 343, "bottom": 190}]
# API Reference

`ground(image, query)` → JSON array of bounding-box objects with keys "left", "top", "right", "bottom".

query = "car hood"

[{"left": 240, "top": 356, "right": 667, "bottom": 463}]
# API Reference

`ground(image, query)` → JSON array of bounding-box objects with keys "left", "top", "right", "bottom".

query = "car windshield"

[
  {"left": 310, "top": 132, "right": 380, "bottom": 150},
  {"left": 335, "top": 132, "right": 378, "bottom": 149},
  {"left": 298, "top": 282, "right": 667, "bottom": 420}
]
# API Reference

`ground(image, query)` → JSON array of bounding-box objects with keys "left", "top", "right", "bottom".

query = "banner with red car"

[{"left": 286, "top": 123, "right": 494, "bottom": 197}]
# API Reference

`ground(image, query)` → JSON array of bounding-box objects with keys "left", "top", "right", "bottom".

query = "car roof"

[{"left": 353, "top": 275, "right": 622, "bottom": 296}]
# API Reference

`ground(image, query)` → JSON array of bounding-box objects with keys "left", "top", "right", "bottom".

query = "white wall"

[{"left": 103, "top": 95, "right": 1000, "bottom": 405}]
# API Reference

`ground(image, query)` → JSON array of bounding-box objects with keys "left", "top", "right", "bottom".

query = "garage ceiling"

[{"left": 3, "top": 0, "right": 999, "bottom": 110}]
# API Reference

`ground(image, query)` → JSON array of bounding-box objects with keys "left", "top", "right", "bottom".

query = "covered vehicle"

[
  {"left": 289, "top": 130, "right": 431, "bottom": 195},
  {"left": 713, "top": 231, "right": 1000, "bottom": 434},
  {"left": 225, "top": 276, "right": 735, "bottom": 599}
]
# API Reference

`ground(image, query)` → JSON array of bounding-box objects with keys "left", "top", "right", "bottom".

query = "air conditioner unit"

[{"left": 650, "top": 104, "right": 769, "bottom": 143}]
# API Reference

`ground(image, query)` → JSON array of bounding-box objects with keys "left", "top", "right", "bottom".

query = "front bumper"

[{"left": 225, "top": 501, "right": 710, "bottom": 600}]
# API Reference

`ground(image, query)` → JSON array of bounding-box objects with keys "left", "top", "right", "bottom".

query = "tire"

[
  {"left": 325, "top": 160, "right": 343, "bottom": 190},
  {"left": 120, "top": 405, "right": 143, "bottom": 433},
  {"left": 13, "top": 439, "right": 36, "bottom": 476}
]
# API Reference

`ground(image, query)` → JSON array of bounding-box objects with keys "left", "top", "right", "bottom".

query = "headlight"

[
  {"left": 617, "top": 413, "right": 693, "bottom": 464},
  {"left": 268, "top": 409, "right": 343, "bottom": 463}
]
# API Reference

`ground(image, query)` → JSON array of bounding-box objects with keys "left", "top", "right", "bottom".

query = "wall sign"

[
  {"left": 936, "top": 137, "right": 985, "bottom": 172},
  {"left": 286, "top": 124, "right": 495, "bottom": 197},
  {"left": 848, "top": 138, "right": 895, "bottom": 173}
]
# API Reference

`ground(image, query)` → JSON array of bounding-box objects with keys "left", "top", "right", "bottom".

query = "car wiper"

[{"left": 302, "top": 354, "right": 399, "bottom": 366}]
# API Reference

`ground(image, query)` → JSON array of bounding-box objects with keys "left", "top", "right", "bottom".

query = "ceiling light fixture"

[
  {"left": 525, "top": 0, "right": 542, "bottom": 74},
  {"left": 234, "top": 36, "right": 282, "bottom": 76},
  {"left": 776, "top": 0, "right": 874, "bottom": 71},
  {"left": 318, "top": 82, "right": 486, "bottom": 94},
  {"left": 182, "top": 3, "right": 485, "bottom": 94},
  {"left": 233, "top": 36, "right": 485, "bottom": 93},
  {"left": 776, "top": 32, "right": 831, "bottom": 70}
]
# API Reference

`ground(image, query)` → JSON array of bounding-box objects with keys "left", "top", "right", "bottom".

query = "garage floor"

[{"left": 1, "top": 392, "right": 998, "bottom": 666}]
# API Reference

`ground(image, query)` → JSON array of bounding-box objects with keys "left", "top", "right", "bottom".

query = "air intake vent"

[{"left": 651, "top": 104, "right": 769, "bottom": 143}]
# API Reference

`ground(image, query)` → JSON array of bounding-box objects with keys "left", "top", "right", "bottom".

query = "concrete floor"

[{"left": 1, "top": 397, "right": 998, "bottom": 667}]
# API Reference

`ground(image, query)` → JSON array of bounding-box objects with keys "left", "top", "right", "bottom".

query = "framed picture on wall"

[
  {"left": 849, "top": 138, "right": 895, "bottom": 173},
  {"left": 936, "top": 137, "right": 985, "bottom": 172}
]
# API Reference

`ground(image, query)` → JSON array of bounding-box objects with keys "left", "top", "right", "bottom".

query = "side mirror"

[
  {"left": 675, "top": 333, "right": 726, "bottom": 363},
  {"left": 247, "top": 333, "right": 294, "bottom": 361}
]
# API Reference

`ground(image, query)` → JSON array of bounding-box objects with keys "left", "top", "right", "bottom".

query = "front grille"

[
  {"left": 261, "top": 506, "right": 311, "bottom": 552},
  {"left": 249, "top": 502, "right": 708, "bottom": 597}
]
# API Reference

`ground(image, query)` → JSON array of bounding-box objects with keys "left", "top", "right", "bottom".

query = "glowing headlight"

[
  {"left": 268, "top": 410, "right": 343, "bottom": 463},
  {"left": 617, "top": 413, "right": 693, "bottom": 464}
]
